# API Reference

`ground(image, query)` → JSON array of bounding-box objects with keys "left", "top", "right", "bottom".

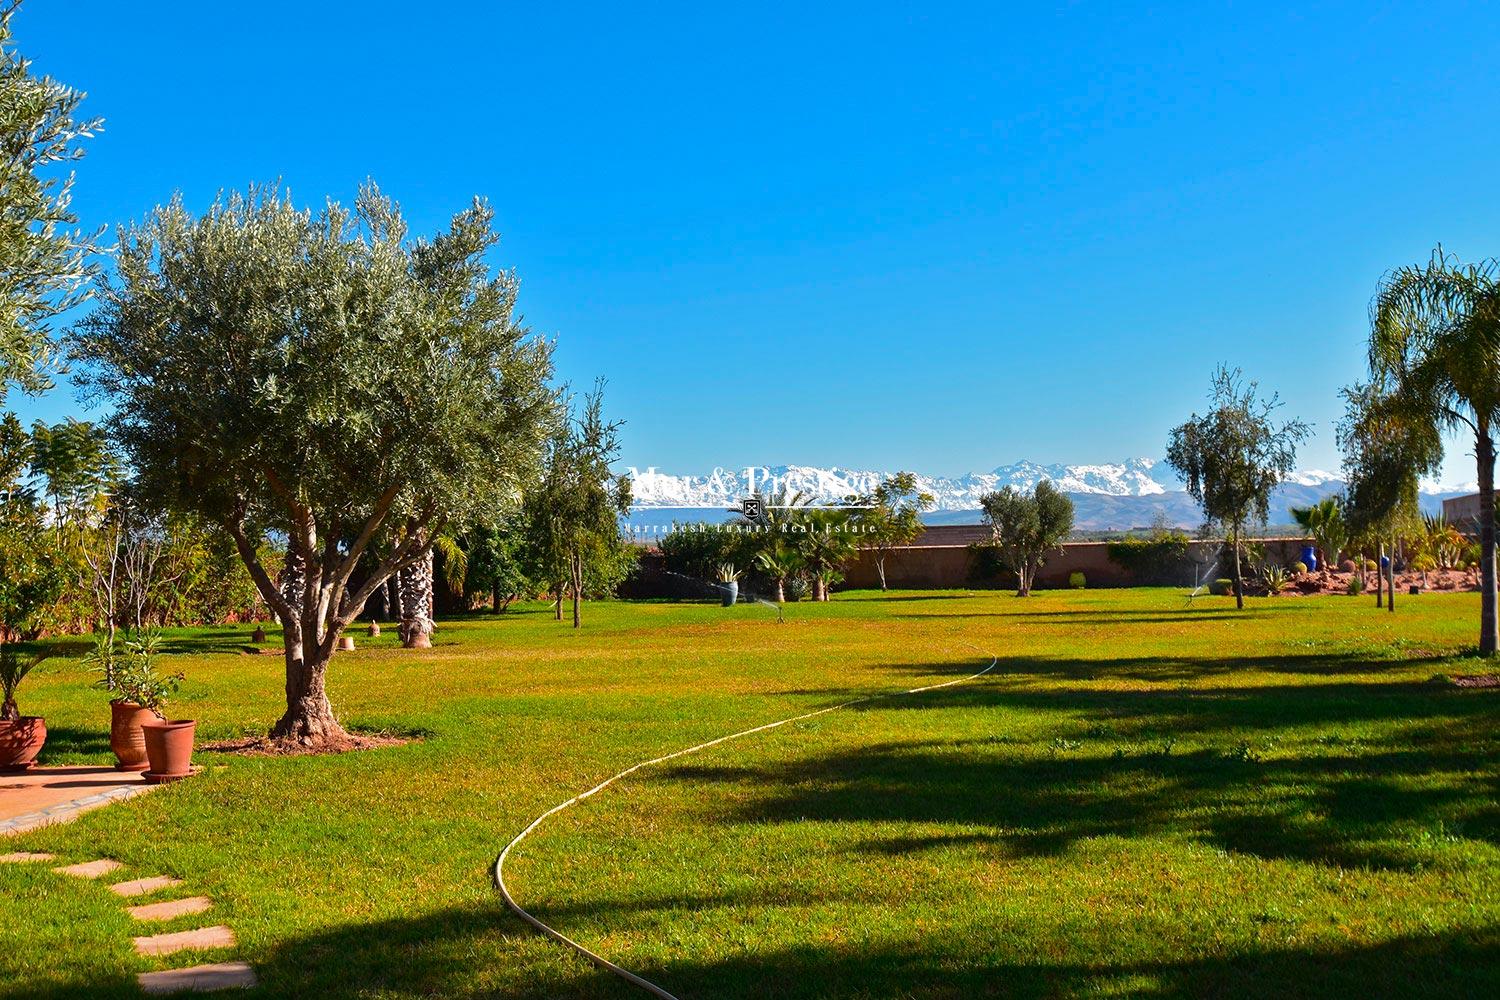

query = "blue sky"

[{"left": 12, "top": 2, "right": 1498, "bottom": 483}]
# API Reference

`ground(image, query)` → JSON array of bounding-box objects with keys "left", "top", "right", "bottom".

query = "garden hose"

[{"left": 491, "top": 642, "right": 999, "bottom": 1000}]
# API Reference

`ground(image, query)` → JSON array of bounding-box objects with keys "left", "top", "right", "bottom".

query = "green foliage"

[
  {"left": 522, "top": 384, "right": 632, "bottom": 623},
  {"left": 1347, "top": 575, "right": 1366, "bottom": 596},
  {"left": 1106, "top": 529, "right": 1191, "bottom": 585},
  {"left": 716, "top": 562, "right": 739, "bottom": 584},
  {"left": 660, "top": 524, "right": 748, "bottom": 581},
  {"left": 72, "top": 183, "right": 557, "bottom": 736},
  {"left": 1210, "top": 578, "right": 1235, "bottom": 596},
  {"left": 0, "top": 2, "right": 103, "bottom": 401},
  {"left": 978, "top": 480, "right": 1074, "bottom": 596},
  {"left": 855, "top": 471, "right": 933, "bottom": 589},
  {"left": 107, "top": 629, "right": 181, "bottom": 716},
  {"left": 1068, "top": 571, "right": 1086, "bottom": 589},
  {"left": 461, "top": 519, "right": 535, "bottom": 611},
  {"left": 1260, "top": 563, "right": 1291, "bottom": 594},
  {"left": 1292, "top": 561, "right": 1308, "bottom": 575},
  {"left": 1168, "top": 366, "right": 1309, "bottom": 535},
  {"left": 1366, "top": 246, "right": 1500, "bottom": 651},
  {"left": 1289, "top": 496, "right": 1349, "bottom": 568}
]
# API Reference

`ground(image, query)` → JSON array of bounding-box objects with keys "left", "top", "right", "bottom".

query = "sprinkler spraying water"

[{"left": 657, "top": 569, "right": 784, "bottom": 623}]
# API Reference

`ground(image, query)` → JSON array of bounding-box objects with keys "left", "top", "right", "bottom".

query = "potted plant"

[
  {"left": 0, "top": 644, "right": 52, "bottom": 772},
  {"left": 717, "top": 563, "right": 739, "bottom": 607},
  {"left": 114, "top": 632, "right": 192, "bottom": 783},
  {"left": 86, "top": 632, "right": 151, "bottom": 771}
]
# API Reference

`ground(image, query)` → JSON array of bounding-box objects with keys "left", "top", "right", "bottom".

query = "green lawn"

[{"left": 2, "top": 588, "right": 1496, "bottom": 999}]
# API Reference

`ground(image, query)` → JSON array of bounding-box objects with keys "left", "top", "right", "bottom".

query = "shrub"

[
  {"left": 1106, "top": 531, "right": 1192, "bottom": 584},
  {"left": 1365, "top": 559, "right": 1379, "bottom": 572},
  {"left": 1068, "top": 571, "right": 1086, "bottom": 589},
  {"left": 1292, "top": 561, "right": 1308, "bottom": 575},
  {"left": 1210, "top": 578, "right": 1235, "bottom": 596},
  {"left": 1347, "top": 575, "right": 1365, "bottom": 596}
]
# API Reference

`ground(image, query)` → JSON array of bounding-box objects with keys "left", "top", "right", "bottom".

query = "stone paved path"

[
  {"left": 0, "top": 766, "right": 157, "bottom": 835},
  {"left": 1, "top": 852, "right": 256, "bottom": 993}
]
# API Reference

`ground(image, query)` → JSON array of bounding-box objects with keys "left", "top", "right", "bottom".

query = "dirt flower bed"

[
  {"left": 201, "top": 732, "right": 414, "bottom": 757},
  {"left": 1270, "top": 568, "right": 1479, "bottom": 597}
]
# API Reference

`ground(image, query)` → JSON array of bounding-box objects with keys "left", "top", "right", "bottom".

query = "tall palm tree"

[{"left": 1370, "top": 247, "right": 1500, "bottom": 653}]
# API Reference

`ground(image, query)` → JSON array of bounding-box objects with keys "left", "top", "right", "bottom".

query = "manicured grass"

[{"left": 1, "top": 588, "right": 1496, "bottom": 998}]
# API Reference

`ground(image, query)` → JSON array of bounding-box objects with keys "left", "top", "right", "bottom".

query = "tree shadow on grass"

[
  {"left": 643, "top": 927, "right": 1500, "bottom": 1000},
  {"left": 25, "top": 909, "right": 1493, "bottom": 1000},
  {"left": 659, "top": 712, "right": 1497, "bottom": 872}
]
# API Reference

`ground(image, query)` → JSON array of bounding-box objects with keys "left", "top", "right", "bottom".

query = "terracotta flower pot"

[
  {"left": 0, "top": 716, "right": 47, "bottom": 772},
  {"left": 367, "top": 621, "right": 380, "bottom": 637},
  {"left": 251, "top": 626, "right": 267, "bottom": 643},
  {"left": 337, "top": 636, "right": 356, "bottom": 652},
  {"left": 141, "top": 719, "right": 197, "bottom": 784},
  {"left": 110, "top": 700, "right": 155, "bottom": 771}
]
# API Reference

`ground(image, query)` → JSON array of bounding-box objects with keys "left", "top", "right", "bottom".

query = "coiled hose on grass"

[{"left": 491, "top": 643, "right": 999, "bottom": 1000}]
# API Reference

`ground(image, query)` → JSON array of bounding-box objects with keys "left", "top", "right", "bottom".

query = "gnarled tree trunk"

[{"left": 270, "top": 634, "right": 344, "bottom": 744}]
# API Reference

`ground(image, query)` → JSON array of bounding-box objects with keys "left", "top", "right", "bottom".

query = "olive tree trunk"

[{"left": 1231, "top": 527, "right": 1244, "bottom": 610}]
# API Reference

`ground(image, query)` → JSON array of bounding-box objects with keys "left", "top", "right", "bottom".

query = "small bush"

[
  {"left": 1338, "top": 559, "right": 1357, "bottom": 573},
  {"left": 1347, "top": 575, "right": 1365, "bottom": 596},
  {"left": 1068, "top": 571, "right": 1086, "bottom": 589},
  {"left": 1365, "top": 558, "right": 1378, "bottom": 572},
  {"left": 1210, "top": 578, "right": 1235, "bottom": 596},
  {"left": 1292, "top": 561, "right": 1308, "bottom": 575}
]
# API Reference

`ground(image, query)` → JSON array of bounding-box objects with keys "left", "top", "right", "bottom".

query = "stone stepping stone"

[
  {"left": 0, "top": 851, "right": 54, "bottom": 862},
  {"left": 128, "top": 896, "right": 213, "bottom": 922},
  {"left": 54, "top": 858, "right": 122, "bottom": 878},
  {"left": 133, "top": 924, "right": 236, "bottom": 957},
  {"left": 111, "top": 875, "right": 183, "bottom": 897},
  {"left": 138, "top": 961, "right": 257, "bottom": 994}
]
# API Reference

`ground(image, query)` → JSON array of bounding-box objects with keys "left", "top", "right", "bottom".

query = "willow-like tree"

[
  {"left": 73, "top": 186, "right": 555, "bottom": 746},
  {"left": 1166, "top": 366, "right": 1308, "bottom": 610},
  {"left": 1339, "top": 383, "right": 1440, "bottom": 614},
  {"left": 1369, "top": 247, "right": 1500, "bottom": 654}
]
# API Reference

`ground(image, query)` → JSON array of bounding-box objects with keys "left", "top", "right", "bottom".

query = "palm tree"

[
  {"left": 748, "top": 488, "right": 808, "bottom": 603},
  {"left": 1289, "top": 496, "right": 1348, "bottom": 570},
  {"left": 1369, "top": 247, "right": 1500, "bottom": 653}
]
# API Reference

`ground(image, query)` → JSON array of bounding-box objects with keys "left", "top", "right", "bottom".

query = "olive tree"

[
  {"left": 979, "top": 480, "right": 1074, "bottom": 596},
  {"left": 0, "top": 0, "right": 101, "bottom": 400},
  {"left": 1166, "top": 366, "right": 1308, "bottom": 609},
  {"left": 73, "top": 186, "right": 555, "bottom": 746}
]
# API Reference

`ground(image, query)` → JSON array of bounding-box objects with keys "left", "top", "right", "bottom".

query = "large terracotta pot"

[
  {"left": 110, "top": 700, "right": 154, "bottom": 771},
  {"left": 141, "top": 719, "right": 197, "bottom": 784},
  {"left": 0, "top": 716, "right": 47, "bottom": 772}
]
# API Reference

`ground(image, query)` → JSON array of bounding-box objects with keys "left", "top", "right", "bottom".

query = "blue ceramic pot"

[
  {"left": 1300, "top": 545, "right": 1318, "bottom": 572},
  {"left": 721, "top": 581, "right": 738, "bottom": 607}
]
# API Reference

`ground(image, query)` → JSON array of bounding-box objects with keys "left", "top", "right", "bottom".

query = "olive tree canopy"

[
  {"left": 73, "top": 185, "right": 555, "bottom": 745},
  {"left": 0, "top": 0, "right": 101, "bottom": 399}
]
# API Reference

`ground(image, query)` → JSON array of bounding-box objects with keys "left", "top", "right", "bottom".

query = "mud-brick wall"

[{"left": 840, "top": 538, "right": 1312, "bottom": 591}]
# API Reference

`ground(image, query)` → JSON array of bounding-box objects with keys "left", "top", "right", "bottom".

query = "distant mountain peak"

[{"left": 625, "top": 458, "right": 1470, "bottom": 513}]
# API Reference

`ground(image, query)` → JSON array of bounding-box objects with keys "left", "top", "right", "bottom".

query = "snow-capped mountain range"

[{"left": 623, "top": 459, "right": 1475, "bottom": 531}]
